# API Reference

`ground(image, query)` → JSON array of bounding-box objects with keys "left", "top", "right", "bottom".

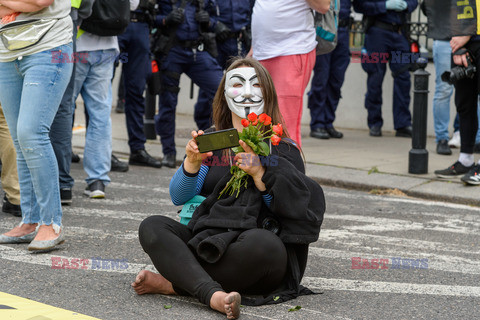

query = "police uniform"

[
  {"left": 308, "top": 0, "right": 351, "bottom": 139},
  {"left": 196, "top": 0, "right": 254, "bottom": 124},
  {"left": 154, "top": 0, "right": 223, "bottom": 165},
  {"left": 354, "top": 0, "right": 417, "bottom": 136},
  {"left": 118, "top": 8, "right": 152, "bottom": 154}
]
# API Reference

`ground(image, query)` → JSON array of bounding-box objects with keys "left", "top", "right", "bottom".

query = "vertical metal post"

[
  {"left": 408, "top": 59, "right": 430, "bottom": 174},
  {"left": 144, "top": 90, "right": 157, "bottom": 140}
]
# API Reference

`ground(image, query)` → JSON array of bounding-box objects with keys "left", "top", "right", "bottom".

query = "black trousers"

[
  {"left": 138, "top": 216, "right": 288, "bottom": 306},
  {"left": 455, "top": 41, "right": 480, "bottom": 154}
]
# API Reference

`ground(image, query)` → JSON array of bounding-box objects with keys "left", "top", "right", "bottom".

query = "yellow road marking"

[{"left": 0, "top": 292, "right": 100, "bottom": 320}]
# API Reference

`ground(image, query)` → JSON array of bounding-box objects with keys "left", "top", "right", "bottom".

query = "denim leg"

[
  {"left": 432, "top": 40, "right": 454, "bottom": 143},
  {"left": 75, "top": 50, "right": 113, "bottom": 185},
  {"left": 0, "top": 44, "right": 73, "bottom": 228}
]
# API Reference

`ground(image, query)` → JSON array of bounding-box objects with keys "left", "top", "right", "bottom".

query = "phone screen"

[{"left": 196, "top": 129, "right": 240, "bottom": 153}]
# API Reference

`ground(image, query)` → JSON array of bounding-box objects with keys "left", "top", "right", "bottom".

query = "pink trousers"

[{"left": 260, "top": 49, "right": 316, "bottom": 147}]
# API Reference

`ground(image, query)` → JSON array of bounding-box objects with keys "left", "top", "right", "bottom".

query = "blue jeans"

[
  {"left": 0, "top": 44, "right": 73, "bottom": 229},
  {"left": 432, "top": 40, "right": 454, "bottom": 143},
  {"left": 72, "top": 50, "right": 114, "bottom": 185}
]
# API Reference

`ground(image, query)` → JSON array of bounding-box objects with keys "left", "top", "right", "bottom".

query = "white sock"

[{"left": 458, "top": 153, "right": 474, "bottom": 167}]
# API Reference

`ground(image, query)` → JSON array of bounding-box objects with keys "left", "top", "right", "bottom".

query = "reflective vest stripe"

[{"left": 71, "top": 0, "right": 82, "bottom": 9}]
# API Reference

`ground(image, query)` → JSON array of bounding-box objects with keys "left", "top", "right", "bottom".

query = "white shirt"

[{"left": 252, "top": 0, "right": 317, "bottom": 60}]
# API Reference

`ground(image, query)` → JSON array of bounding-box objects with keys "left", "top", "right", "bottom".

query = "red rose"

[
  {"left": 263, "top": 115, "right": 272, "bottom": 126},
  {"left": 241, "top": 119, "right": 249, "bottom": 127},
  {"left": 272, "top": 124, "right": 283, "bottom": 136},
  {"left": 258, "top": 113, "right": 267, "bottom": 123},
  {"left": 247, "top": 112, "right": 258, "bottom": 122},
  {"left": 252, "top": 119, "right": 259, "bottom": 126},
  {"left": 271, "top": 134, "right": 281, "bottom": 145}
]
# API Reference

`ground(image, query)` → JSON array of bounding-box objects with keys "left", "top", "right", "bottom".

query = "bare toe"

[{"left": 224, "top": 292, "right": 241, "bottom": 319}]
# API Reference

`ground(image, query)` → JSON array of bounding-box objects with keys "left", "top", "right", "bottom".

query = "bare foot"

[
  {"left": 131, "top": 270, "right": 175, "bottom": 295},
  {"left": 33, "top": 225, "right": 60, "bottom": 241},
  {"left": 210, "top": 291, "right": 241, "bottom": 319},
  {"left": 3, "top": 223, "right": 37, "bottom": 237}
]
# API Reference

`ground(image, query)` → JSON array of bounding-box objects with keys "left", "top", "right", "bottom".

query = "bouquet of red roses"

[{"left": 218, "top": 112, "right": 284, "bottom": 198}]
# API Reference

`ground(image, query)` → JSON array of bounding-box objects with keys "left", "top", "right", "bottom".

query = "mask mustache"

[{"left": 233, "top": 97, "right": 263, "bottom": 104}]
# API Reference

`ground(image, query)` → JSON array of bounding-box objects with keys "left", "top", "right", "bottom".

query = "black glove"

[
  {"left": 195, "top": 10, "right": 210, "bottom": 31},
  {"left": 165, "top": 8, "right": 184, "bottom": 26},
  {"left": 214, "top": 21, "right": 232, "bottom": 42}
]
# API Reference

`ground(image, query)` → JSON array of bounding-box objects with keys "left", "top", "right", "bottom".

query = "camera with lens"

[
  {"left": 441, "top": 51, "right": 477, "bottom": 85},
  {"left": 262, "top": 217, "right": 281, "bottom": 235}
]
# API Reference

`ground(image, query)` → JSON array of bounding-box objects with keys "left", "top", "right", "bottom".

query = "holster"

[{"left": 202, "top": 32, "right": 218, "bottom": 58}]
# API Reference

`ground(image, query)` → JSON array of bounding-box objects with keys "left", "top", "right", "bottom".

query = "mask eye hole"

[
  {"left": 253, "top": 83, "right": 261, "bottom": 88},
  {"left": 232, "top": 83, "right": 243, "bottom": 88}
]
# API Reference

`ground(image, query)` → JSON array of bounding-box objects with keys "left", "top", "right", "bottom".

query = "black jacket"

[{"left": 187, "top": 141, "right": 325, "bottom": 305}]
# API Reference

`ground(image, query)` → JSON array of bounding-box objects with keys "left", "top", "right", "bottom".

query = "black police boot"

[
  {"left": 395, "top": 126, "right": 412, "bottom": 138},
  {"left": 310, "top": 128, "right": 330, "bottom": 139},
  {"left": 111, "top": 154, "right": 129, "bottom": 172},
  {"left": 326, "top": 127, "right": 343, "bottom": 139},
  {"left": 2, "top": 195, "right": 21, "bottom": 217},
  {"left": 129, "top": 150, "right": 162, "bottom": 168},
  {"left": 161, "top": 153, "right": 176, "bottom": 168},
  {"left": 369, "top": 126, "right": 382, "bottom": 137}
]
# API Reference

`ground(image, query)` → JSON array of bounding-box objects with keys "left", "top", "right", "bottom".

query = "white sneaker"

[{"left": 448, "top": 131, "right": 460, "bottom": 148}]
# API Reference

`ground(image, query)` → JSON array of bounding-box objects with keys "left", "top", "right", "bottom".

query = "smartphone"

[{"left": 196, "top": 128, "right": 240, "bottom": 153}]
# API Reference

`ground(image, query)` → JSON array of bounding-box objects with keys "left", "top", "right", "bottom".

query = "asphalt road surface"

[{"left": 0, "top": 161, "right": 479, "bottom": 320}]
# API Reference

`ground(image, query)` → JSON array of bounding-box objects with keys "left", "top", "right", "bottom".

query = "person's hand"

[
  {"left": 164, "top": 8, "right": 184, "bottom": 26},
  {"left": 184, "top": 130, "right": 213, "bottom": 174},
  {"left": 386, "top": 0, "right": 407, "bottom": 11},
  {"left": 246, "top": 47, "right": 253, "bottom": 57},
  {"left": 214, "top": 21, "right": 231, "bottom": 42},
  {"left": 453, "top": 52, "right": 470, "bottom": 68},
  {"left": 195, "top": 10, "right": 210, "bottom": 29},
  {"left": 450, "top": 36, "right": 471, "bottom": 53},
  {"left": 234, "top": 140, "right": 266, "bottom": 191}
]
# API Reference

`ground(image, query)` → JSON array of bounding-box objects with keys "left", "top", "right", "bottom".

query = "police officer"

[
  {"left": 154, "top": 0, "right": 223, "bottom": 168},
  {"left": 308, "top": 0, "right": 351, "bottom": 140},
  {"left": 354, "top": 0, "right": 418, "bottom": 137},
  {"left": 118, "top": 0, "right": 162, "bottom": 168},
  {"left": 195, "top": 0, "right": 254, "bottom": 121}
]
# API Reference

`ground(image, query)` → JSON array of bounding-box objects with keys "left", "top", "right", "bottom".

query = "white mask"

[{"left": 224, "top": 67, "right": 264, "bottom": 119}]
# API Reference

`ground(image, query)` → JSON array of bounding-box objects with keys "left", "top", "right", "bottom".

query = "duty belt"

[
  {"left": 130, "top": 12, "right": 147, "bottom": 23},
  {"left": 373, "top": 20, "right": 403, "bottom": 33},
  {"left": 176, "top": 39, "right": 202, "bottom": 49}
]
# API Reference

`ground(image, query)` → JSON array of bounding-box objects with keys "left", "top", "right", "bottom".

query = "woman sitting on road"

[{"left": 132, "top": 57, "right": 325, "bottom": 319}]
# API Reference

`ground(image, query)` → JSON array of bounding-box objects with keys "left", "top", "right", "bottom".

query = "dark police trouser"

[
  {"left": 455, "top": 41, "right": 480, "bottom": 154},
  {"left": 155, "top": 46, "right": 223, "bottom": 156},
  {"left": 50, "top": 18, "right": 77, "bottom": 190},
  {"left": 308, "top": 27, "right": 350, "bottom": 130},
  {"left": 361, "top": 26, "right": 412, "bottom": 130},
  {"left": 138, "top": 215, "right": 287, "bottom": 305},
  {"left": 118, "top": 21, "right": 151, "bottom": 153}
]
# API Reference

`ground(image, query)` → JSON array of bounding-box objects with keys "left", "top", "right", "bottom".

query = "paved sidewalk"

[{"left": 72, "top": 110, "right": 479, "bottom": 206}]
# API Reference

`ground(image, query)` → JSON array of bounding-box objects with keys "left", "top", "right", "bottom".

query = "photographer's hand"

[
  {"left": 450, "top": 36, "right": 471, "bottom": 54},
  {"left": 235, "top": 140, "right": 266, "bottom": 192},
  {"left": 453, "top": 53, "right": 469, "bottom": 68},
  {"left": 184, "top": 130, "right": 213, "bottom": 174}
]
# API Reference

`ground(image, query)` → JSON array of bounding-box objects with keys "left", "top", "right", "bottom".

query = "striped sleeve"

[
  {"left": 261, "top": 193, "right": 273, "bottom": 208},
  {"left": 169, "top": 164, "right": 210, "bottom": 205}
]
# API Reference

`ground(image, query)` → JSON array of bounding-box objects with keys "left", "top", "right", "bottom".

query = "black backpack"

[{"left": 80, "top": 0, "right": 131, "bottom": 36}]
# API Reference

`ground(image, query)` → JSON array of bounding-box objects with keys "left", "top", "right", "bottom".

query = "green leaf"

[
  {"left": 245, "top": 139, "right": 258, "bottom": 153},
  {"left": 288, "top": 305, "right": 301, "bottom": 312},
  {"left": 231, "top": 146, "right": 244, "bottom": 154},
  {"left": 273, "top": 296, "right": 280, "bottom": 301},
  {"left": 164, "top": 305, "right": 172, "bottom": 309},
  {"left": 368, "top": 166, "right": 379, "bottom": 174},
  {"left": 258, "top": 141, "right": 270, "bottom": 156}
]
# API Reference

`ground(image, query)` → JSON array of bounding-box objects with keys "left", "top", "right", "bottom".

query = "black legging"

[{"left": 138, "top": 215, "right": 288, "bottom": 306}]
